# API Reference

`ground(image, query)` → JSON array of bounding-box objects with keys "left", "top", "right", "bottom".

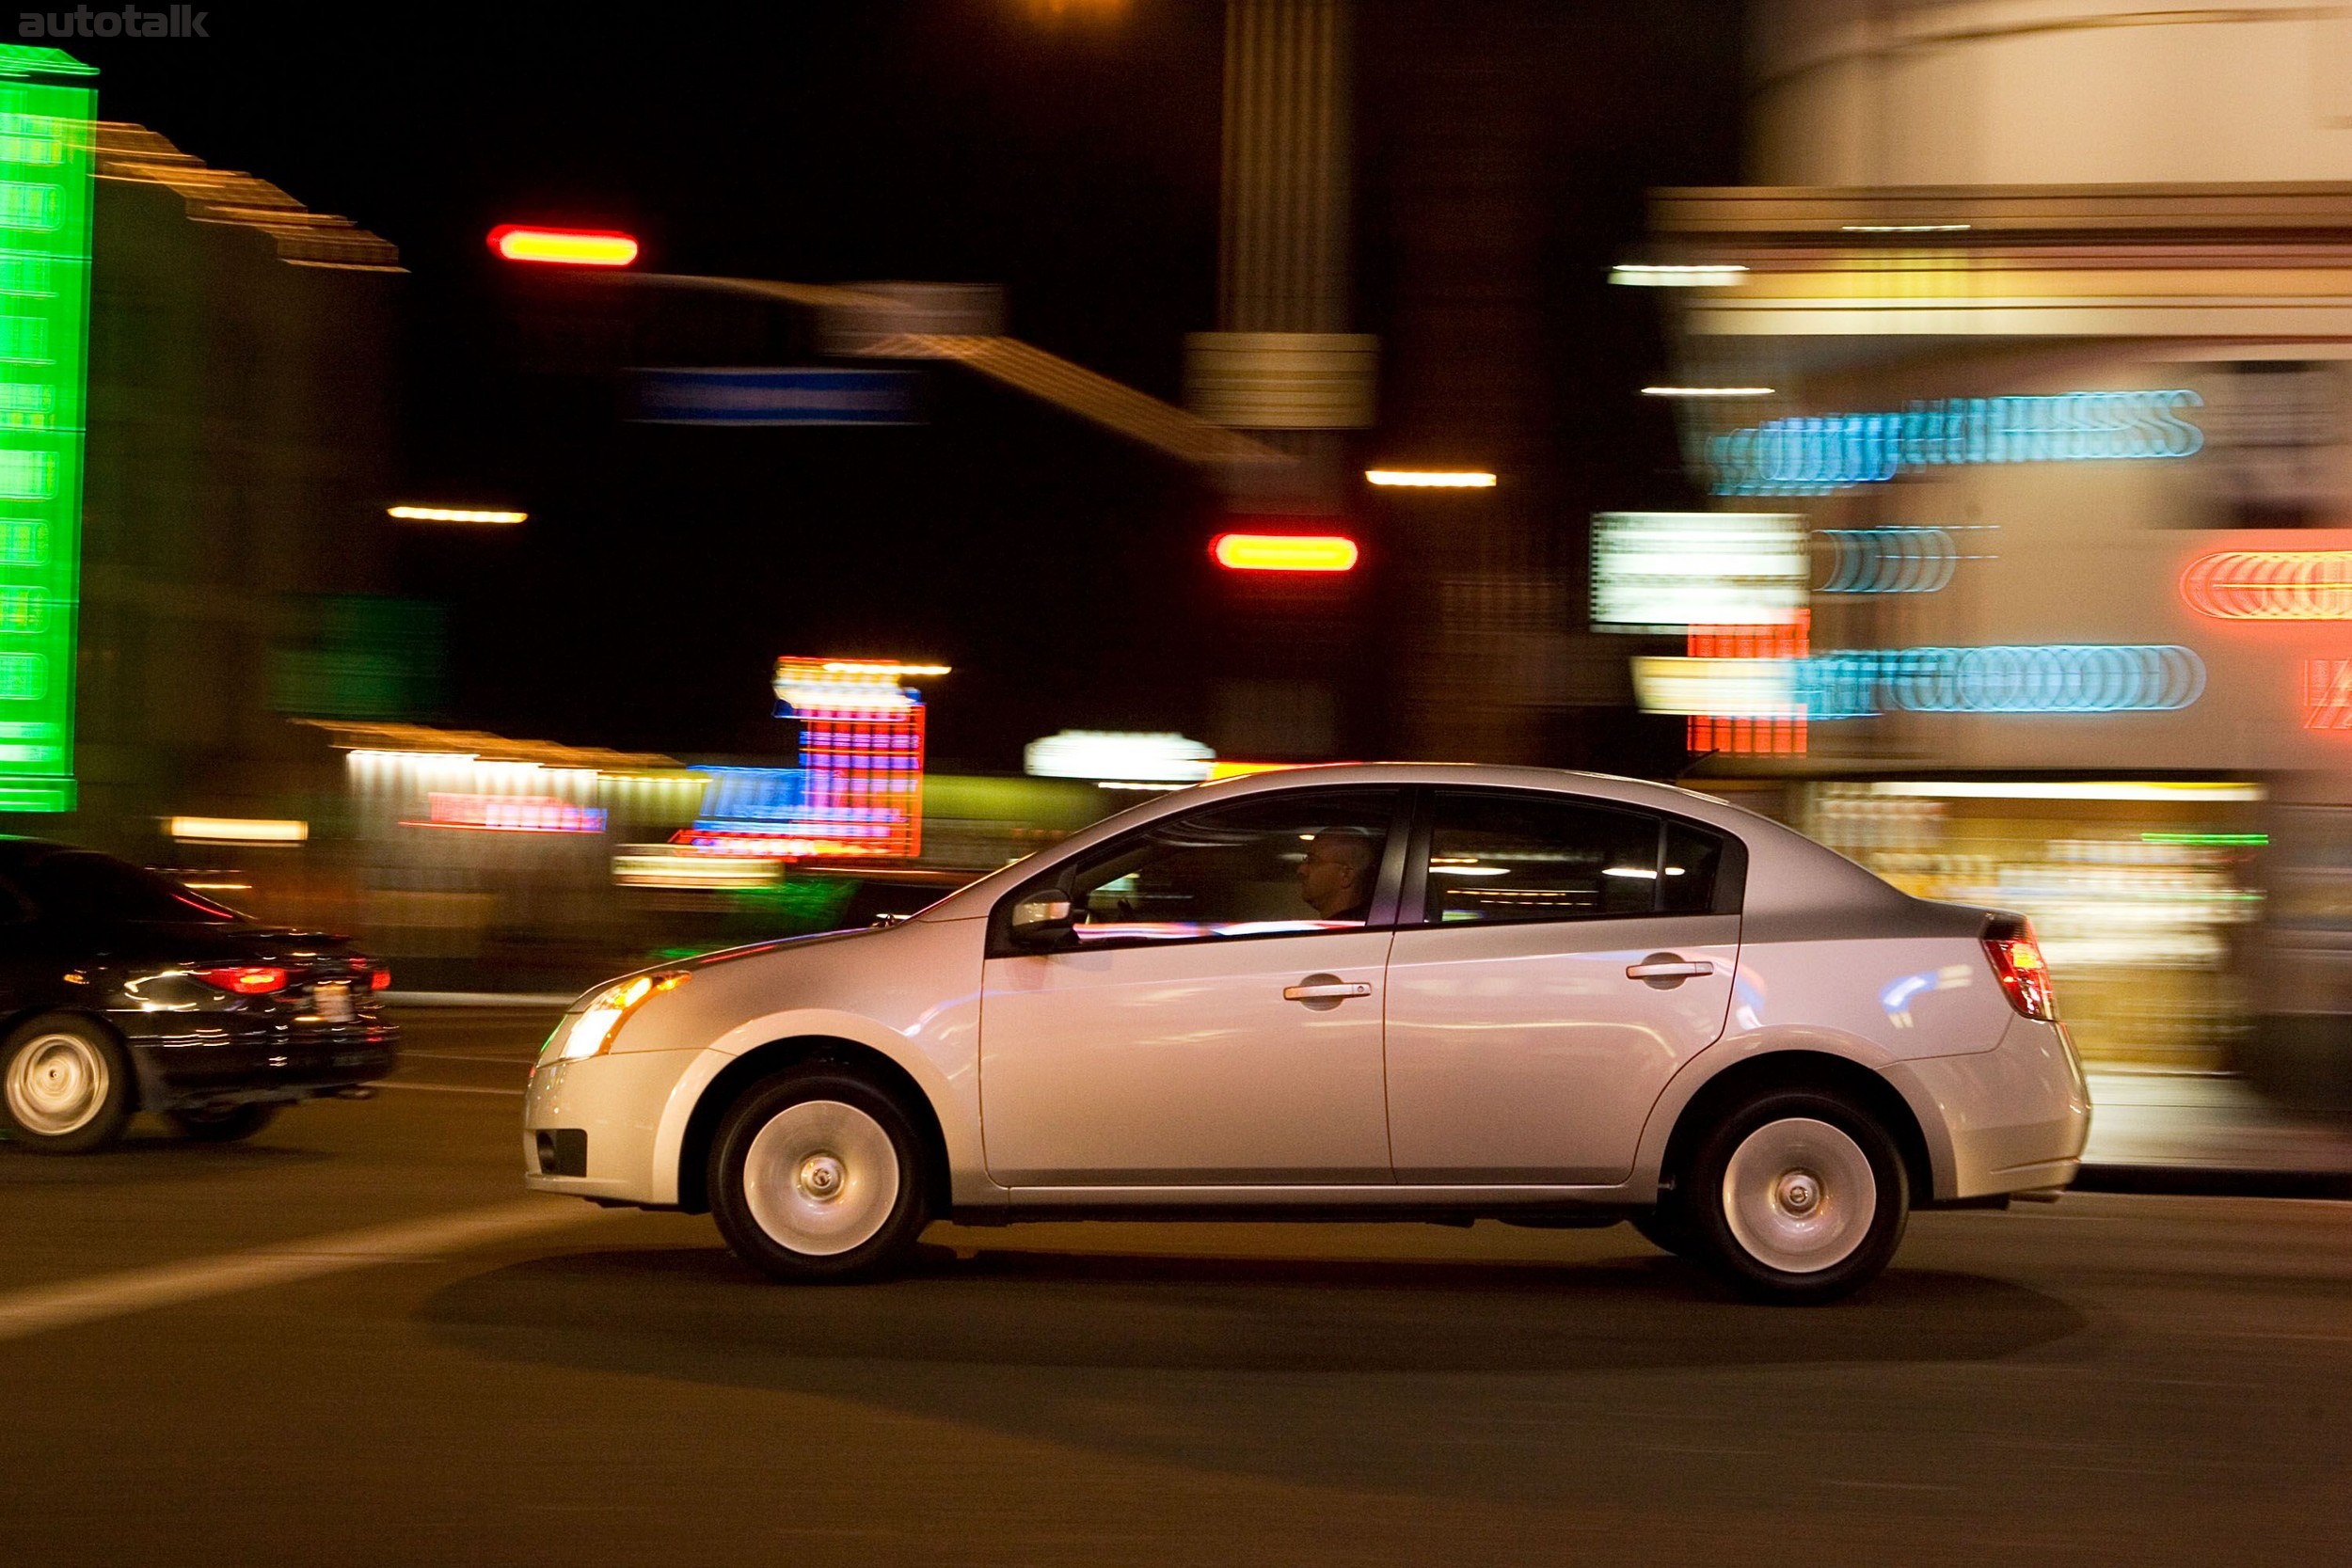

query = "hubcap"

[
  {"left": 742, "top": 1100, "right": 899, "bottom": 1257},
  {"left": 6, "top": 1032, "right": 109, "bottom": 1136},
  {"left": 1722, "top": 1116, "right": 1875, "bottom": 1275},
  {"left": 797, "top": 1153, "right": 845, "bottom": 1199}
]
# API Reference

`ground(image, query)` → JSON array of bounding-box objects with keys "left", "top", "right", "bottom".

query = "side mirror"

[{"left": 1008, "top": 890, "right": 1078, "bottom": 947}]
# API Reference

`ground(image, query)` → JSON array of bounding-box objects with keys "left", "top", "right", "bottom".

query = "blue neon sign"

[
  {"left": 1797, "top": 644, "right": 2206, "bottom": 717},
  {"left": 1816, "top": 528, "right": 1960, "bottom": 594},
  {"left": 1709, "top": 390, "right": 2203, "bottom": 496}
]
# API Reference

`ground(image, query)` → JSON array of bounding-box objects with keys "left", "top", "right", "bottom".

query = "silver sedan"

[{"left": 524, "top": 764, "right": 2090, "bottom": 1303}]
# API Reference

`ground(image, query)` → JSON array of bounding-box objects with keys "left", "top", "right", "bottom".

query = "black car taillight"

[
  {"left": 198, "top": 965, "right": 291, "bottom": 996},
  {"left": 1983, "top": 916, "right": 2058, "bottom": 1022}
]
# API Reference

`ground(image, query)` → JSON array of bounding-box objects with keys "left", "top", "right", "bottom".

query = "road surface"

[{"left": 2, "top": 1006, "right": 2345, "bottom": 1566}]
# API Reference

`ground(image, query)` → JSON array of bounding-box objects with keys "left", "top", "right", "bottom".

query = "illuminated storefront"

[{"left": 1627, "top": 4, "right": 2352, "bottom": 1072}]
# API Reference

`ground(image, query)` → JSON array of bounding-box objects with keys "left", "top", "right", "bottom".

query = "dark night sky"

[{"left": 58, "top": 2, "right": 1742, "bottom": 770}]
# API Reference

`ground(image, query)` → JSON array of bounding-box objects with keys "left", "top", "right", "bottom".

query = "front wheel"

[
  {"left": 168, "top": 1101, "right": 281, "bottom": 1143},
  {"left": 708, "top": 1069, "right": 931, "bottom": 1283},
  {"left": 1, "top": 1015, "right": 134, "bottom": 1154},
  {"left": 1683, "top": 1087, "right": 1908, "bottom": 1304}
]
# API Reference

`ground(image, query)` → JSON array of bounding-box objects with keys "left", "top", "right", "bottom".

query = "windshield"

[{"left": 19, "top": 852, "right": 246, "bottom": 925}]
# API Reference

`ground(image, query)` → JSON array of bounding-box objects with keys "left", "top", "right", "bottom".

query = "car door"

[
  {"left": 1382, "top": 788, "right": 1742, "bottom": 1185},
  {"left": 979, "top": 786, "right": 1406, "bottom": 1187}
]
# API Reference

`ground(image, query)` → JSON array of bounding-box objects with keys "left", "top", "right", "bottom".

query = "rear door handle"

[
  {"left": 1284, "top": 973, "right": 1374, "bottom": 1009},
  {"left": 1626, "top": 958, "right": 1714, "bottom": 980}
]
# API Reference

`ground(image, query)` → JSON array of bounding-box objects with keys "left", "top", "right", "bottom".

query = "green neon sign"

[{"left": 0, "top": 48, "right": 90, "bottom": 813}]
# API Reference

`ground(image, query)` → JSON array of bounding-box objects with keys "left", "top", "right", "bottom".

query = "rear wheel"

[
  {"left": 1, "top": 1016, "right": 134, "bottom": 1154},
  {"left": 1683, "top": 1086, "right": 1908, "bottom": 1304},
  {"left": 168, "top": 1101, "right": 280, "bottom": 1143},
  {"left": 708, "top": 1068, "right": 931, "bottom": 1283}
]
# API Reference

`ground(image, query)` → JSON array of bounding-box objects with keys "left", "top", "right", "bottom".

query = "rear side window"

[
  {"left": 1421, "top": 791, "right": 1732, "bottom": 925},
  {"left": 19, "top": 852, "right": 243, "bottom": 925}
]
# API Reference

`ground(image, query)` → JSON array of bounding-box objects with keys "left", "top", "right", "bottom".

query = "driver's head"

[{"left": 1298, "top": 829, "right": 1378, "bottom": 919}]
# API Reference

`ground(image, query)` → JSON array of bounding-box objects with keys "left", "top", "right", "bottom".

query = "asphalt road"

[{"left": 2, "top": 1006, "right": 2347, "bottom": 1567}]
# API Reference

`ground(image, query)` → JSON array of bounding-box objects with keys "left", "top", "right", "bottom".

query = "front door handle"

[
  {"left": 1284, "top": 973, "right": 1374, "bottom": 1010},
  {"left": 1627, "top": 956, "right": 1715, "bottom": 985}
]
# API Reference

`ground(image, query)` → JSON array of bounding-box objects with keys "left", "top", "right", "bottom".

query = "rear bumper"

[
  {"left": 123, "top": 1018, "right": 400, "bottom": 1109},
  {"left": 1893, "top": 1015, "right": 2091, "bottom": 1200}
]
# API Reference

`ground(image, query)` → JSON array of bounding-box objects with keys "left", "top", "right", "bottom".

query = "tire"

[
  {"left": 1682, "top": 1086, "right": 1909, "bottom": 1304},
  {"left": 708, "top": 1068, "right": 932, "bottom": 1283},
  {"left": 168, "top": 1101, "right": 281, "bottom": 1143},
  {"left": 1, "top": 1015, "right": 135, "bottom": 1154}
]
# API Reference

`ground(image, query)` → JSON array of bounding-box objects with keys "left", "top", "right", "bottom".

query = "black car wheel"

[
  {"left": 1683, "top": 1086, "right": 1909, "bottom": 1304},
  {"left": 709, "top": 1068, "right": 931, "bottom": 1283},
  {"left": 1, "top": 1015, "right": 134, "bottom": 1154},
  {"left": 167, "top": 1102, "right": 281, "bottom": 1143}
]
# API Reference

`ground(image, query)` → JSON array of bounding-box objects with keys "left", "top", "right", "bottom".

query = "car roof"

[
  {"left": 919, "top": 761, "right": 1921, "bottom": 929},
  {"left": 0, "top": 834, "right": 76, "bottom": 867}
]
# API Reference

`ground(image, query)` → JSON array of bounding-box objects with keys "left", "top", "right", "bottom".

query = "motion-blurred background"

[{"left": 14, "top": 2, "right": 2352, "bottom": 1141}]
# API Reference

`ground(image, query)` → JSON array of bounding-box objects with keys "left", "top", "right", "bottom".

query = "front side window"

[
  {"left": 1058, "top": 789, "right": 1398, "bottom": 946},
  {"left": 1421, "top": 791, "right": 1728, "bottom": 925}
]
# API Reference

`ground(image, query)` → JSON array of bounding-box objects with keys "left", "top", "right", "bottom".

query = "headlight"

[{"left": 550, "top": 971, "right": 690, "bottom": 1062}]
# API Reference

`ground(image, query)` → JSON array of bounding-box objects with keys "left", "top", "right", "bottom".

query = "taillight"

[
  {"left": 199, "top": 966, "right": 291, "bottom": 996},
  {"left": 1983, "top": 919, "right": 2058, "bottom": 1022},
  {"left": 370, "top": 966, "right": 391, "bottom": 991}
]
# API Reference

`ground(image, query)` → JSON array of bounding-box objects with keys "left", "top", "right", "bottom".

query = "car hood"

[{"left": 564, "top": 924, "right": 887, "bottom": 1009}]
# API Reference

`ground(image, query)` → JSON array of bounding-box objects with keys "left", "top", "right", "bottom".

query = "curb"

[{"left": 2073, "top": 1164, "right": 2352, "bottom": 1200}]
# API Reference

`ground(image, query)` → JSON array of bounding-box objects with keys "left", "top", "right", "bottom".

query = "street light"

[
  {"left": 387, "top": 505, "right": 528, "bottom": 525},
  {"left": 487, "top": 225, "right": 640, "bottom": 267},
  {"left": 1364, "top": 468, "right": 1495, "bottom": 489}
]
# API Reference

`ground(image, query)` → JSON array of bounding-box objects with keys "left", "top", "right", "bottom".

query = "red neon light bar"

[
  {"left": 1211, "top": 532, "right": 1359, "bottom": 573},
  {"left": 487, "top": 225, "right": 640, "bottom": 267}
]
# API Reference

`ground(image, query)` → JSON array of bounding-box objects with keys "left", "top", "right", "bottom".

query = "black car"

[{"left": 0, "top": 837, "right": 398, "bottom": 1153}]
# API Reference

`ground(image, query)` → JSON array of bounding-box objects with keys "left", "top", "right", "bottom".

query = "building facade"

[{"left": 1642, "top": 1, "right": 2352, "bottom": 1079}]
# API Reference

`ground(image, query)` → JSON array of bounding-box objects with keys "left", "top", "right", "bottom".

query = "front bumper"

[
  {"left": 522, "top": 1048, "right": 702, "bottom": 1205},
  {"left": 123, "top": 1016, "right": 400, "bottom": 1110}
]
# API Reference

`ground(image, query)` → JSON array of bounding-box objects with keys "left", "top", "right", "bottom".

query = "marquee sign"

[{"left": 1590, "top": 512, "right": 1807, "bottom": 633}]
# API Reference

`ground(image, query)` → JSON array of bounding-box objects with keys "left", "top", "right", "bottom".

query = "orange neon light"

[
  {"left": 2183, "top": 550, "right": 2352, "bottom": 620},
  {"left": 487, "top": 225, "right": 640, "bottom": 267},
  {"left": 1686, "top": 610, "right": 1808, "bottom": 756},
  {"left": 2308, "top": 659, "right": 2352, "bottom": 730},
  {"left": 1210, "top": 532, "right": 1359, "bottom": 573}
]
